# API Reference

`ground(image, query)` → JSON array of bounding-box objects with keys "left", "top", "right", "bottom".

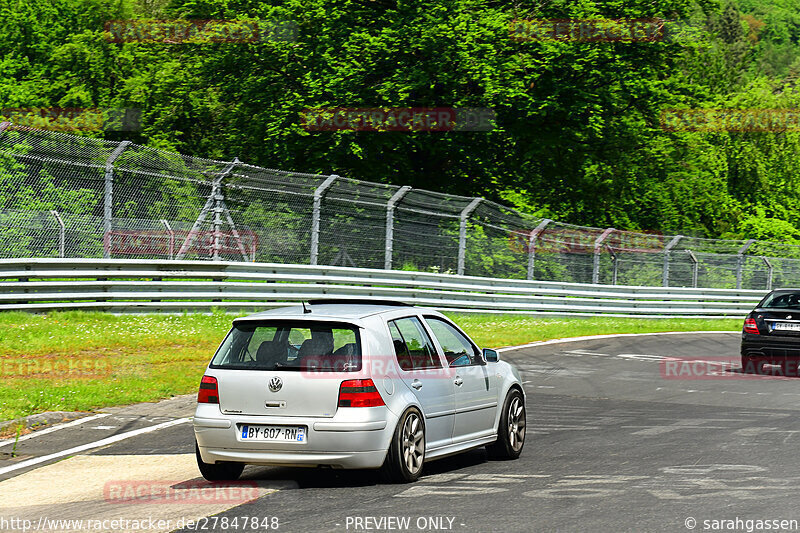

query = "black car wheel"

[
  {"left": 487, "top": 388, "right": 526, "bottom": 460},
  {"left": 381, "top": 407, "right": 425, "bottom": 483},
  {"left": 196, "top": 443, "right": 245, "bottom": 481}
]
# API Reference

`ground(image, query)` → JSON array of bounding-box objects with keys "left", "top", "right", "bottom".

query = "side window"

[
  {"left": 424, "top": 317, "right": 480, "bottom": 367},
  {"left": 389, "top": 317, "right": 441, "bottom": 371}
]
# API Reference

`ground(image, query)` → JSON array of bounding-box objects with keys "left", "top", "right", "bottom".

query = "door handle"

[
  {"left": 411, "top": 380, "right": 423, "bottom": 390},
  {"left": 454, "top": 376, "right": 463, "bottom": 386}
]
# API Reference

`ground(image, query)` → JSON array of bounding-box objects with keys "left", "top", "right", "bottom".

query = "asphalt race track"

[{"left": 5, "top": 331, "right": 800, "bottom": 533}]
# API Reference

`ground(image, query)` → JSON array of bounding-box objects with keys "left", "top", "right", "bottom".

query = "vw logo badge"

[{"left": 268, "top": 376, "right": 283, "bottom": 392}]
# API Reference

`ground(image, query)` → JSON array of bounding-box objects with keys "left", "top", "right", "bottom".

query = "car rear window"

[
  {"left": 760, "top": 291, "right": 800, "bottom": 310},
  {"left": 210, "top": 321, "right": 361, "bottom": 371}
]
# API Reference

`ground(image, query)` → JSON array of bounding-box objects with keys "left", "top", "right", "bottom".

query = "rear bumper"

[
  {"left": 198, "top": 448, "right": 388, "bottom": 469},
  {"left": 193, "top": 404, "right": 396, "bottom": 469},
  {"left": 741, "top": 333, "right": 800, "bottom": 363}
]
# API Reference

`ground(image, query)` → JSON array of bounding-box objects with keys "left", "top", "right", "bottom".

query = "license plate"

[
  {"left": 773, "top": 322, "right": 800, "bottom": 331},
  {"left": 240, "top": 425, "right": 306, "bottom": 442}
]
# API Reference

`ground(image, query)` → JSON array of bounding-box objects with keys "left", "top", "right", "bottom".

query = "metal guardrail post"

[
  {"left": 526, "top": 219, "right": 551, "bottom": 281},
  {"left": 50, "top": 210, "right": 65, "bottom": 258},
  {"left": 662, "top": 235, "right": 683, "bottom": 287},
  {"left": 310, "top": 175, "right": 338, "bottom": 266},
  {"left": 762, "top": 256, "right": 773, "bottom": 291},
  {"left": 457, "top": 198, "right": 482, "bottom": 275},
  {"left": 592, "top": 228, "right": 615, "bottom": 284},
  {"left": 384, "top": 186, "right": 411, "bottom": 270},
  {"left": 102, "top": 141, "right": 131, "bottom": 259},
  {"left": 686, "top": 250, "right": 699, "bottom": 288},
  {"left": 736, "top": 239, "right": 756, "bottom": 289},
  {"left": 161, "top": 219, "right": 175, "bottom": 260}
]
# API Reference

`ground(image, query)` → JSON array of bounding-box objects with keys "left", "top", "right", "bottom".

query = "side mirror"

[{"left": 483, "top": 348, "right": 499, "bottom": 363}]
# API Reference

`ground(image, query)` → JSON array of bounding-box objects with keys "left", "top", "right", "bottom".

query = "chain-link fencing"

[{"left": 1, "top": 121, "right": 800, "bottom": 290}]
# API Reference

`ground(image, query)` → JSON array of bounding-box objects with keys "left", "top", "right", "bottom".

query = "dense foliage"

[{"left": 1, "top": 0, "right": 799, "bottom": 240}]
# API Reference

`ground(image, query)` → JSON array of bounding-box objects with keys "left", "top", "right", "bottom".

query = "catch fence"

[{"left": 1, "top": 122, "right": 798, "bottom": 290}]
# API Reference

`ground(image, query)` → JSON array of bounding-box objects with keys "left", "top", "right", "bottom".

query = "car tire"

[
  {"left": 196, "top": 443, "right": 245, "bottom": 481},
  {"left": 487, "top": 389, "right": 526, "bottom": 460},
  {"left": 381, "top": 407, "right": 425, "bottom": 483}
]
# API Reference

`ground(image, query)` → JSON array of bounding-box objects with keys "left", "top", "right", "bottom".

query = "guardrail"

[{"left": 0, "top": 258, "right": 767, "bottom": 318}]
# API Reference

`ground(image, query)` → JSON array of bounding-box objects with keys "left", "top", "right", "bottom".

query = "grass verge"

[{"left": 0, "top": 311, "right": 741, "bottom": 423}]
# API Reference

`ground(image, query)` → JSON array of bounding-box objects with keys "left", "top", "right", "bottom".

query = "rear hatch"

[
  {"left": 209, "top": 320, "right": 362, "bottom": 418},
  {"left": 758, "top": 310, "right": 800, "bottom": 337},
  {"left": 215, "top": 370, "right": 343, "bottom": 417}
]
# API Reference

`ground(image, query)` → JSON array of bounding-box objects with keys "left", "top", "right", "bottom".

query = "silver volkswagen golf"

[{"left": 193, "top": 300, "right": 526, "bottom": 483}]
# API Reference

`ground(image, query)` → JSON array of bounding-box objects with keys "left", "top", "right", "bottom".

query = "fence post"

[
  {"left": 762, "top": 256, "right": 773, "bottom": 291},
  {"left": 526, "top": 219, "right": 551, "bottom": 281},
  {"left": 102, "top": 141, "right": 131, "bottom": 259},
  {"left": 457, "top": 198, "right": 482, "bottom": 275},
  {"left": 736, "top": 239, "right": 755, "bottom": 289},
  {"left": 310, "top": 175, "right": 338, "bottom": 266},
  {"left": 50, "top": 210, "right": 65, "bottom": 258},
  {"left": 161, "top": 219, "right": 174, "bottom": 260},
  {"left": 662, "top": 235, "right": 683, "bottom": 287},
  {"left": 384, "top": 186, "right": 411, "bottom": 270},
  {"left": 686, "top": 249, "right": 698, "bottom": 288},
  {"left": 592, "top": 228, "right": 615, "bottom": 284}
]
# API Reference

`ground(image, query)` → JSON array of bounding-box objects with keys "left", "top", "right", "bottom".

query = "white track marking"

[
  {"left": 0, "top": 417, "right": 190, "bottom": 476},
  {"left": 0, "top": 413, "right": 111, "bottom": 448},
  {"left": 496, "top": 331, "right": 736, "bottom": 352},
  {"left": 564, "top": 349, "right": 608, "bottom": 356}
]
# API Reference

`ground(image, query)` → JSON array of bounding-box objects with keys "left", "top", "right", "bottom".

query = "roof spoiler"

[{"left": 307, "top": 299, "right": 413, "bottom": 307}]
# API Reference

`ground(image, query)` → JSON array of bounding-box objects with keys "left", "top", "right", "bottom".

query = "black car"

[{"left": 742, "top": 289, "right": 800, "bottom": 375}]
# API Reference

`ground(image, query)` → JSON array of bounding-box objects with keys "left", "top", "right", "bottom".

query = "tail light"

[
  {"left": 744, "top": 318, "right": 760, "bottom": 335},
  {"left": 338, "top": 379, "right": 385, "bottom": 407},
  {"left": 198, "top": 375, "right": 219, "bottom": 404}
]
